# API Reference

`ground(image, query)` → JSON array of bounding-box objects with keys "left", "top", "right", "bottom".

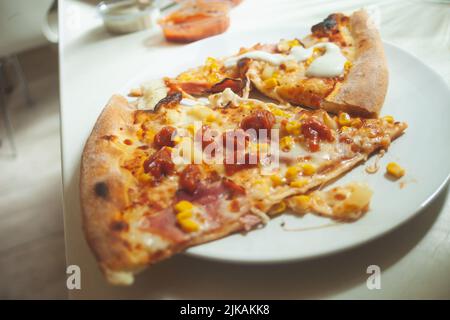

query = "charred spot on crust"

[
  {"left": 94, "top": 182, "right": 109, "bottom": 199},
  {"left": 311, "top": 14, "right": 340, "bottom": 37},
  {"left": 154, "top": 91, "right": 182, "bottom": 112},
  {"left": 208, "top": 78, "right": 245, "bottom": 95},
  {"left": 110, "top": 220, "right": 129, "bottom": 232}
]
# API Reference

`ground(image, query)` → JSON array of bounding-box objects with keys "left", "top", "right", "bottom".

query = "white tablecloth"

[{"left": 60, "top": 0, "right": 450, "bottom": 299}]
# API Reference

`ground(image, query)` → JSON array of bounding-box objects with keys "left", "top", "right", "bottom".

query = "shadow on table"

[{"left": 127, "top": 185, "right": 447, "bottom": 299}]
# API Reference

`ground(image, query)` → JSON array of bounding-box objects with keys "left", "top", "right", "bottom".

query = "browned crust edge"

[
  {"left": 321, "top": 9, "right": 388, "bottom": 117},
  {"left": 80, "top": 95, "right": 143, "bottom": 283}
]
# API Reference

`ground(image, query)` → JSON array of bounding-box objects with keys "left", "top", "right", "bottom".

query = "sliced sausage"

[
  {"left": 301, "top": 117, "right": 334, "bottom": 152},
  {"left": 143, "top": 147, "right": 175, "bottom": 180},
  {"left": 179, "top": 164, "right": 202, "bottom": 194},
  {"left": 240, "top": 110, "right": 276, "bottom": 132},
  {"left": 154, "top": 126, "right": 177, "bottom": 149}
]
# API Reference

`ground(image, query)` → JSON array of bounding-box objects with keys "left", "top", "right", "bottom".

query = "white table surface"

[{"left": 60, "top": 0, "right": 450, "bottom": 299}]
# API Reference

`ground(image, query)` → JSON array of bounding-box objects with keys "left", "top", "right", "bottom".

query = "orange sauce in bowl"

[{"left": 159, "top": 1, "right": 231, "bottom": 43}]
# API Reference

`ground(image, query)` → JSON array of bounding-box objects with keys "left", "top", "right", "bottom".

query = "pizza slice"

[
  {"left": 166, "top": 9, "right": 387, "bottom": 117},
  {"left": 80, "top": 88, "right": 406, "bottom": 284}
]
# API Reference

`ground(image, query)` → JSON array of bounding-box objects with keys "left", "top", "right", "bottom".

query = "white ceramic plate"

[{"left": 124, "top": 28, "right": 450, "bottom": 263}]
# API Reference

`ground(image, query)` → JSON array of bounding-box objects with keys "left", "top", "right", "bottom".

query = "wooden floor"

[{"left": 0, "top": 45, "right": 67, "bottom": 299}]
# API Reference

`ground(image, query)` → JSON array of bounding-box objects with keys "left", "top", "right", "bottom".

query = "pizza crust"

[
  {"left": 321, "top": 9, "right": 388, "bottom": 117},
  {"left": 80, "top": 95, "right": 146, "bottom": 284}
]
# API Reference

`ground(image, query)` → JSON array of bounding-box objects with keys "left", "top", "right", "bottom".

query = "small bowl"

[
  {"left": 98, "top": 0, "right": 160, "bottom": 34},
  {"left": 159, "top": 0, "right": 230, "bottom": 43}
]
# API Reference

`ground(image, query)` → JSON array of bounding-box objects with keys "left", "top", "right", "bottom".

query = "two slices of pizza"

[{"left": 80, "top": 9, "right": 407, "bottom": 284}]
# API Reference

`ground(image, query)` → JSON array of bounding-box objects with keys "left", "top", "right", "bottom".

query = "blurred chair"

[{"left": 0, "top": 0, "right": 55, "bottom": 157}]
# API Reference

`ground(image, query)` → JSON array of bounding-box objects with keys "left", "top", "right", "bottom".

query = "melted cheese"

[
  {"left": 224, "top": 51, "right": 293, "bottom": 68},
  {"left": 287, "top": 182, "right": 373, "bottom": 221},
  {"left": 137, "top": 79, "right": 168, "bottom": 110},
  {"left": 224, "top": 42, "right": 348, "bottom": 78},
  {"left": 180, "top": 98, "right": 210, "bottom": 107},
  {"left": 305, "top": 43, "right": 347, "bottom": 77}
]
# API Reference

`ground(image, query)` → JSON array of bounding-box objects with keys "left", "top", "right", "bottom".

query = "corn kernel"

[
  {"left": 285, "top": 121, "right": 301, "bottom": 135},
  {"left": 299, "top": 113, "right": 308, "bottom": 120},
  {"left": 288, "top": 39, "right": 301, "bottom": 47},
  {"left": 270, "top": 174, "right": 284, "bottom": 187},
  {"left": 383, "top": 115, "right": 394, "bottom": 124},
  {"left": 139, "top": 172, "right": 152, "bottom": 183},
  {"left": 178, "top": 73, "right": 193, "bottom": 81},
  {"left": 186, "top": 124, "right": 196, "bottom": 135},
  {"left": 344, "top": 61, "right": 352, "bottom": 72},
  {"left": 174, "top": 200, "right": 194, "bottom": 212},
  {"left": 290, "top": 179, "right": 308, "bottom": 188},
  {"left": 338, "top": 112, "right": 351, "bottom": 126},
  {"left": 136, "top": 128, "right": 154, "bottom": 143},
  {"left": 176, "top": 210, "right": 193, "bottom": 220},
  {"left": 341, "top": 126, "right": 350, "bottom": 132},
  {"left": 207, "top": 73, "right": 220, "bottom": 83},
  {"left": 136, "top": 128, "right": 144, "bottom": 140},
  {"left": 270, "top": 201, "right": 287, "bottom": 214},
  {"left": 270, "top": 107, "right": 290, "bottom": 118},
  {"left": 173, "top": 136, "right": 181, "bottom": 144},
  {"left": 351, "top": 118, "right": 363, "bottom": 128},
  {"left": 206, "top": 113, "right": 216, "bottom": 123},
  {"left": 300, "top": 163, "right": 316, "bottom": 176},
  {"left": 254, "top": 181, "right": 270, "bottom": 195},
  {"left": 264, "top": 77, "right": 278, "bottom": 89},
  {"left": 293, "top": 195, "right": 310, "bottom": 210},
  {"left": 280, "top": 136, "right": 294, "bottom": 151},
  {"left": 205, "top": 57, "right": 216, "bottom": 64},
  {"left": 305, "top": 56, "right": 315, "bottom": 65},
  {"left": 386, "top": 162, "right": 405, "bottom": 179},
  {"left": 285, "top": 166, "right": 300, "bottom": 180},
  {"left": 313, "top": 47, "right": 325, "bottom": 55},
  {"left": 205, "top": 57, "right": 219, "bottom": 70},
  {"left": 240, "top": 103, "right": 252, "bottom": 110},
  {"left": 178, "top": 218, "right": 199, "bottom": 232}
]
